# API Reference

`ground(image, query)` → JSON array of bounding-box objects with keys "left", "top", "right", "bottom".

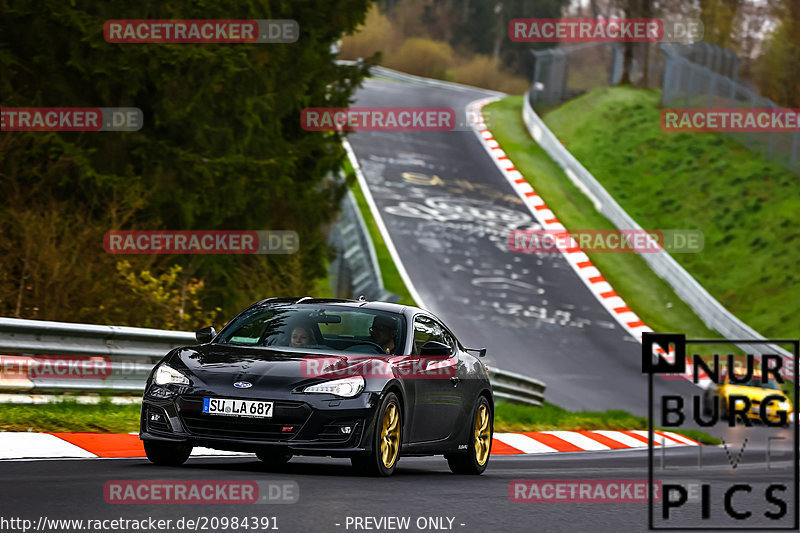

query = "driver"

[{"left": 369, "top": 315, "right": 397, "bottom": 354}]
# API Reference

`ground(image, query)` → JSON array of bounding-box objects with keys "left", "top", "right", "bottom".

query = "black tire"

[
  {"left": 256, "top": 450, "right": 293, "bottom": 468},
  {"left": 351, "top": 392, "right": 402, "bottom": 477},
  {"left": 446, "top": 396, "right": 492, "bottom": 475},
  {"left": 143, "top": 440, "right": 192, "bottom": 466}
]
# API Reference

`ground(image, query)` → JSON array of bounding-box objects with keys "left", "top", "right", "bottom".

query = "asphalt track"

[
  {"left": 1, "top": 75, "right": 796, "bottom": 533},
  {"left": 0, "top": 436, "right": 795, "bottom": 533}
]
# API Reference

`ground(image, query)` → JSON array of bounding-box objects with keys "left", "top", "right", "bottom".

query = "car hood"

[{"left": 167, "top": 344, "right": 400, "bottom": 391}]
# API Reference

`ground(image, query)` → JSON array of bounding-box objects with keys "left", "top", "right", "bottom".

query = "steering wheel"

[{"left": 348, "top": 341, "right": 386, "bottom": 354}]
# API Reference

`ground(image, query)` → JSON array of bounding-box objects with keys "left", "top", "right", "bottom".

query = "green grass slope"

[{"left": 542, "top": 86, "right": 798, "bottom": 339}]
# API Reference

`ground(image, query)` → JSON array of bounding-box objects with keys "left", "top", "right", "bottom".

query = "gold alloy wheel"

[
  {"left": 380, "top": 403, "right": 400, "bottom": 469},
  {"left": 474, "top": 403, "right": 491, "bottom": 466}
]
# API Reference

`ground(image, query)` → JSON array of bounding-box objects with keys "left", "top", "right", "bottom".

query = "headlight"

[
  {"left": 303, "top": 376, "right": 364, "bottom": 398},
  {"left": 778, "top": 401, "right": 791, "bottom": 411},
  {"left": 154, "top": 364, "right": 190, "bottom": 386}
]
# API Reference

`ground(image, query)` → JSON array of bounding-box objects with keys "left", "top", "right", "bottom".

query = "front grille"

[{"left": 177, "top": 396, "right": 311, "bottom": 441}]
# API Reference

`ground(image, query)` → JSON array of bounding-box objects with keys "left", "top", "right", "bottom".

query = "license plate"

[{"left": 202, "top": 398, "right": 273, "bottom": 418}]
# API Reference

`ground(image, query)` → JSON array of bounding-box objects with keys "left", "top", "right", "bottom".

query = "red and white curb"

[
  {"left": 466, "top": 99, "right": 709, "bottom": 388},
  {"left": 493, "top": 430, "right": 698, "bottom": 455},
  {"left": 0, "top": 432, "right": 247, "bottom": 460},
  {"left": 0, "top": 430, "right": 697, "bottom": 460}
]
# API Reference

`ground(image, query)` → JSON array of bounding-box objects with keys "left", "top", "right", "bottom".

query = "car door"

[{"left": 407, "top": 315, "right": 463, "bottom": 443}]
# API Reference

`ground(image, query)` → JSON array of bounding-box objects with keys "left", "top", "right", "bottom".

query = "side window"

[
  {"left": 413, "top": 315, "right": 452, "bottom": 354},
  {"left": 439, "top": 327, "right": 456, "bottom": 353},
  {"left": 226, "top": 313, "right": 272, "bottom": 345}
]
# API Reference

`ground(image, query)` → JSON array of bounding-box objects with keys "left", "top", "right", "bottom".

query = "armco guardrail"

[
  {"left": 336, "top": 59, "right": 505, "bottom": 97},
  {"left": 328, "top": 169, "right": 398, "bottom": 302},
  {"left": 521, "top": 95, "right": 793, "bottom": 363},
  {"left": 487, "top": 367, "right": 545, "bottom": 407},
  {"left": 0, "top": 318, "right": 194, "bottom": 393},
  {"left": 0, "top": 318, "right": 546, "bottom": 406}
]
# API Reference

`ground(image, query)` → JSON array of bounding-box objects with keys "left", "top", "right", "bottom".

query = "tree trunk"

[{"left": 590, "top": 0, "right": 601, "bottom": 18}]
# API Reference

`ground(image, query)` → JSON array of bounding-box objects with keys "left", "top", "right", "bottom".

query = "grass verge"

[
  {"left": 495, "top": 401, "right": 721, "bottom": 445},
  {"left": 0, "top": 399, "right": 141, "bottom": 433}
]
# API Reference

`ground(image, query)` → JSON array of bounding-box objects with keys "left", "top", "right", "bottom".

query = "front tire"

[
  {"left": 447, "top": 396, "right": 492, "bottom": 475},
  {"left": 351, "top": 392, "right": 402, "bottom": 477},
  {"left": 143, "top": 440, "right": 192, "bottom": 466}
]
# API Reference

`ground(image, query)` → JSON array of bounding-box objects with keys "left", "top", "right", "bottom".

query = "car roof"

[{"left": 250, "top": 297, "right": 428, "bottom": 317}]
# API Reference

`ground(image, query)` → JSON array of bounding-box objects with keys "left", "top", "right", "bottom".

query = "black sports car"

[{"left": 140, "top": 297, "right": 494, "bottom": 476}]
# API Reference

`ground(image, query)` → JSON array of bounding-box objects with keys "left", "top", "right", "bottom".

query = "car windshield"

[
  {"left": 731, "top": 375, "right": 781, "bottom": 390},
  {"left": 216, "top": 304, "right": 406, "bottom": 355}
]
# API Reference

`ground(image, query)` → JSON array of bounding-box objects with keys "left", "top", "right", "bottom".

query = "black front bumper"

[{"left": 140, "top": 389, "right": 382, "bottom": 457}]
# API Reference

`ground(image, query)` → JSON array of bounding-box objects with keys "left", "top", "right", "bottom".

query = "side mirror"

[
  {"left": 420, "top": 341, "right": 451, "bottom": 356},
  {"left": 196, "top": 326, "right": 216, "bottom": 344}
]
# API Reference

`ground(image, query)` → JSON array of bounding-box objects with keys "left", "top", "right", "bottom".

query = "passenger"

[{"left": 290, "top": 326, "right": 312, "bottom": 347}]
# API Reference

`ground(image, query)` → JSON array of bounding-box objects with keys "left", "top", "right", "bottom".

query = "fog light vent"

[{"left": 145, "top": 405, "right": 171, "bottom": 432}]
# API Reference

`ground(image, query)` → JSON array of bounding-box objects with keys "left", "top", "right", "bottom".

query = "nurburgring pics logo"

[
  {"left": 103, "top": 230, "right": 299, "bottom": 254},
  {"left": 509, "top": 18, "right": 703, "bottom": 43},
  {"left": 104, "top": 20, "right": 298, "bottom": 43},
  {"left": 661, "top": 109, "right": 800, "bottom": 132},
  {"left": 643, "top": 333, "right": 799, "bottom": 529},
  {"left": 508, "top": 229, "right": 704, "bottom": 254},
  {"left": 1, "top": 108, "right": 143, "bottom": 131}
]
